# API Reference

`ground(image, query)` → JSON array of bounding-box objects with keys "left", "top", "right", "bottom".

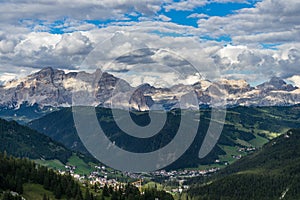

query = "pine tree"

[
  {"left": 85, "top": 188, "right": 92, "bottom": 200},
  {"left": 54, "top": 184, "right": 62, "bottom": 199},
  {"left": 43, "top": 193, "right": 48, "bottom": 200},
  {"left": 16, "top": 179, "right": 23, "bottom": 194},
  {"left": 101, "top": 193, "right": 105, "bottom": 200},
  {"left": 103, "top": 184, "right": 109, "bottom": 197},
  {"left": 43, "top": 175, "right": 50, "bottom": 190}
]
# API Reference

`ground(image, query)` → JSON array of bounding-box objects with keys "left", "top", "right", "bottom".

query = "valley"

[{"left": 1, "top": 103, "right": 300, "bottom": 199}]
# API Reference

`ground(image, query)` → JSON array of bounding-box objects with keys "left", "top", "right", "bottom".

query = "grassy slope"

[
  {"left": 35, "top": 154, "right": 99, "bottom": 175},
  {"left": 22, "top": 184, "right": 56, "bottom": 200}
]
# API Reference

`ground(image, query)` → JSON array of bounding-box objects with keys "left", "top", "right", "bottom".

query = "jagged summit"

[{"left": 257, "top": 76, "right": 297, "bottom": 92}]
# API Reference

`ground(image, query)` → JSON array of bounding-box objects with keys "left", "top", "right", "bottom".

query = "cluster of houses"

[
  {"left": 58, "top": 164, "right": 221, "bottom": 193},
  {"left": 238, "top": 147, "right": 256, "bottom": 153},
  {"left": 59, "top": 165, "right": 119, "bottom": 188},
  {"left": 150, "top": 168, "right": 220, "bottom": 179}
]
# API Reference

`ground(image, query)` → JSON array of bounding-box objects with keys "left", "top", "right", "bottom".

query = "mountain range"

[{"left": 0, "top": 67, "right": 300, "bottom": 111}]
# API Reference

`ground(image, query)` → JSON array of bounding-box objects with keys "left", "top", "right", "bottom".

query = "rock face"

[
  {"left": 0, "top": 67, "right": 74, "bottom": 108},
  {"left": 0, "top": 67, "right": 153, "bottom": 110},
  {"left": 0, "top": 67, "right": 299, "bottom": 110},
  {"left": 257, "top": 77, "right": 297, "bottom": 92}
]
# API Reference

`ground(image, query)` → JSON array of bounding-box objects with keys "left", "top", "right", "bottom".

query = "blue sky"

[
  {"left": 161, "top": 1, "right": 257, "bottom": 27},
  {"left": 41, "top": 1, "right": 258, "bottom": 35},
  {"left": 0, "top": 0, "right": 299, "bottom": 86}
]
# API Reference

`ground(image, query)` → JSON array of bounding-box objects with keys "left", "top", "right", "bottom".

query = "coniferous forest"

[
  {"left": 0, "top": 152, "right": 83, "bottom": 199},
  {"left": 187, "top": 129, "right": 300, "bottom": 200}
]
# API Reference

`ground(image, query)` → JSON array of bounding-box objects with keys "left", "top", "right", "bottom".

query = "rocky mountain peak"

[
  {"left": 30, "top": 67, "right": 57, "bottom": 78},
  {"left": 257, "top": 77, "right": 297, "bottom": 92},
  {"left": 269, "top": 77, "right": 286, "bottom": 85}
]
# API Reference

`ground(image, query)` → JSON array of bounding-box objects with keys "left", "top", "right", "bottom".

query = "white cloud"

[
  {"left": 0, "top": 39, "right": 17, "bottom": 54},
  {"left": 217, "top": 45, "right": 248, "bottom": 64},
  {"left": 157, "top": 15, "right": 172, "bottom": 22},
  {"left": 197, "top": 0, "right": 300, "bottom": 44},
  {"left": 164, "top": 0, "right": 208, "bottom": 11},
  {"left": 0, "top": 0, "right": 165, "bottom": 24},
  {"left": 55, "top": 32, "right": 93, "bottom": 55},
  {"left": 0, "top": 73, "right": 17, "bottom": 85},
  {"left": 0, "top": 31, "right": 93, "bottom": 70},
  {"left": 164, "top": 0, "right": 249, "bottom": 11},
  {"left": 287, "top": 75, "right": 300, "bottom": 87},
  {"left": 187, "top": 13, "right": 209, "bottom": 19}
]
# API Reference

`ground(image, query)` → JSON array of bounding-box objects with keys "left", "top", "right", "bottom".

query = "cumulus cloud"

[
  {"left": 197, "top": 0, "right": 300, "bottom": 44},
  {"left": 164, "top": 0, "right": 248, "bottom": 11},
  {"left": 164, "top": 0, "right": 249, "bottom": 11},
  {"left": 0, "top": 31, "right": 93, "bottom": 70},
  {"left": 164, "top": 0, "right": 208, "bottom": 11},
  {"left": 0, "top": 0, "right": 165, "bottom": 25},
  {"left": 77, "top": 30, "right": 219, "bottom": 84},
  {"left": 278, "top": 48, "right": 300, "bottom": 78},
  {"left": 212, "top": 42, "right": 300, "bottom": 83},
  {"left": 55, "top": 32, "right": 93, "bottom": 55}
]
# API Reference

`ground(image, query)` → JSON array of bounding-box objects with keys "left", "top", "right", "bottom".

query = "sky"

[{"left": 0, "top": 0, "right": 300, "bottom": 87}]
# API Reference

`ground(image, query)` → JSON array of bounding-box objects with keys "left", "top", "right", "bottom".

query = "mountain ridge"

[{"left": 1, "top": 67, "right": 300, "bottom": 111}]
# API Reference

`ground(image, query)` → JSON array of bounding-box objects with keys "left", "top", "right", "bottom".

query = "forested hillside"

[
  {"left": 0, "top": 152, "right": 84, "bottom": 199},
  {"left": 188, "top": 129, "right": 300, "bottom": 200},
  {"left": 0, "top": 118, "right": 72, "bottom": 163}
]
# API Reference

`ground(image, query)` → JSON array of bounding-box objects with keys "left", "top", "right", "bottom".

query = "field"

[{"left": 23, "top": 184, "right": 56, "bottom": 200}]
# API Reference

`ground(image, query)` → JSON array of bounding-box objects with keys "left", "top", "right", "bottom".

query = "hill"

[
  {"left": 28, "top": 105, "right": 300, "bottom": 169},
  {"left": 0, "top": 103, "right": 59, "bottom": 124},
  {"left": 0, "top": 118, "right": 72, "bottom": 163},
  {"left": 0, "top": 118, "right": 108, "bottom": 176},
  {"left": 188, "top": 128, "right": 300, "bottom": 200}
]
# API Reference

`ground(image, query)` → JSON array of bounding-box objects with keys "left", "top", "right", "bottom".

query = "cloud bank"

[{"left": 0, "top": 0, "right": 299, "bottom": 86}]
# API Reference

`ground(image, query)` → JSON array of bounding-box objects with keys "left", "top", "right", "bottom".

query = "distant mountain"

[
  {"left": 0, "top": 118, "right": 72, "bottom": 163},
  {"left": 0, "top": 67, "right": 151, "bottom": 111},
  {"left": 188, "top": 128, "right": 300, "bottom": 200},
  {"left": 28, "top": 105, "right": 300, "bottom": 169},
  {"left": 0, "top": 102, "right": 59, "bottom": 124},
  {"left": 0, "top": 67, "right": 300, "bottom": 111},
  {"left": 257, "top": 76, "right": 297, "bottom": 92}
]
